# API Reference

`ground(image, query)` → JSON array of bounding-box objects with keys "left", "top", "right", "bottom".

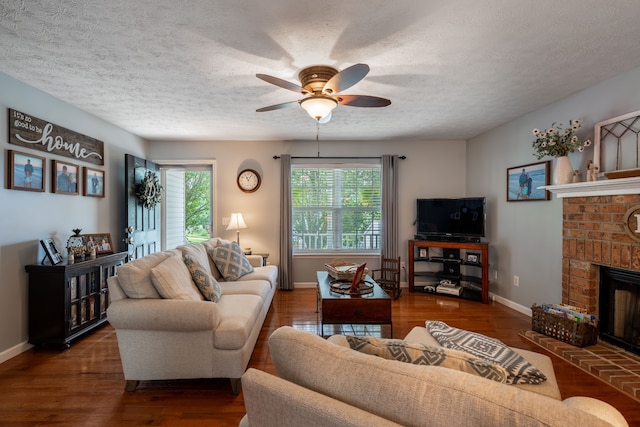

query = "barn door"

[{"left": 125, "top": 154, "right": 161, "bottom": 259}]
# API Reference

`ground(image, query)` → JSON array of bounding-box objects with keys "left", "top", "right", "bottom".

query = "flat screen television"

[{"left": 416, "top": 197, "right": 486, "bottom": 241}]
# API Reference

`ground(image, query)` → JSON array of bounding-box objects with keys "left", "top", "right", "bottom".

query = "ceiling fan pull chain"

[{"left": 316, "top": 121, "right": 320, "bottom": 157}]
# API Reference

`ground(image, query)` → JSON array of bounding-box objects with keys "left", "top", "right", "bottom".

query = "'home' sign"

[{"left": 8, "top": 108, "right": 104, "bottom": 165}]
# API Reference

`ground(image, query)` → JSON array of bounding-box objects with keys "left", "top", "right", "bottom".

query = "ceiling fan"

[{"left": 256, "top": 63, "right": 391, "bottom": 122}]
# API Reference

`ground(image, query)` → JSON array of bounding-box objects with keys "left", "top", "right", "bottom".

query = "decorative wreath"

[{"left": 137, "top": 171, "right": 164, "bottom": 209}]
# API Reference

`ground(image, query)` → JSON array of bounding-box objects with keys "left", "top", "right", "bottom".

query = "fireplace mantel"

[{"left": 540, "top": 176, "right": 640, "bottom": 198}]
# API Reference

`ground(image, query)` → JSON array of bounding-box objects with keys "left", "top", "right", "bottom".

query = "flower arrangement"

[
  {"left": 137, "top": 171, "right": 164, "bottom": 209},
  {"left": 532, "top": 120, "right": 591, "bottom": 160}
]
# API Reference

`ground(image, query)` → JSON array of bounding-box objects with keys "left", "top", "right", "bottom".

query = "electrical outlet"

[
  {"left": 493, "top": 270, "right": 498, "bottom": 280},
  {"left": 513, "top": 275, "right": 519, "bottom": 287},
  {"left": 400, "top": 262, "right": 406, "bottom": 270}
]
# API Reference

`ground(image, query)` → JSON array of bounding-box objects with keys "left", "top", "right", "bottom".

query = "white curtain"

[
  {"left": 382, "top": 155, "right": 399, "bottom": 259},
  {"left": 279, "top": 155, "right": 293, "bottom": 290}
]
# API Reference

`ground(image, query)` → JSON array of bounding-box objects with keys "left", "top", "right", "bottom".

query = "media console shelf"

[
  {"left": 25, "top": 251, "right": 127, "bottom": 348},
  {"left": 408, "top": 240, "right": 489, "bottom": 303}
]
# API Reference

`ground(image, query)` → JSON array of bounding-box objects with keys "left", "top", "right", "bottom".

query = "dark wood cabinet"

[
  {"left": 408, "top": 240, "right": 489, "bottom": 303},
  {"left": 25, "top": 252, "right": 127, "bottom": 348}
]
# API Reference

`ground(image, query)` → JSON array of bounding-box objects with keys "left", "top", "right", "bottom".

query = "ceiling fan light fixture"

[{"left": 300, "top": 95, "right": 338, "bottom": 121}]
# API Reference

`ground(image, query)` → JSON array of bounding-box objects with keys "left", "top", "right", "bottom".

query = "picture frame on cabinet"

[
  {"left": 83, "top": 167, "right": 105, "bottom": 197},
  {"left": 8, "top": 150, "right": 46, "bottom": 192},
  {"left": 506, "top": 160, "right": 550, "bottom": 202},
  {"left": 84, "top": 233, "right": 113, "bottom": 254},
  {"left": 418, "top": 248, "right": 428, "bottom": 258},
  {"left": 40, "top": 238, "right": 63, "bottom": 265},
  {"left": 466, "top": 252, "right": 480, "bottom": 264},
  {"left": 52, "top": 160, "right": 79, "bottom": 195}
]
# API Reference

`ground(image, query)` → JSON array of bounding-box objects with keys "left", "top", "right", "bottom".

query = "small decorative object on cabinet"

[
  {"left": 25, "top": 251, "right": 127, "bottom": 348},
  {"left": 408, "top": 240, "right": 489, "bottom": 303},
  {"left": 40, "top": 238, "right": 63, "bottom": 265},
  {"left": 84, "top": 233, "right": 113, "bottom": 254}
]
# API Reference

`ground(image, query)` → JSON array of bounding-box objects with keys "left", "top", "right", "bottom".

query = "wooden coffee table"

[{"left": 316, "top": 271, "right": 392, "bottom": 337}]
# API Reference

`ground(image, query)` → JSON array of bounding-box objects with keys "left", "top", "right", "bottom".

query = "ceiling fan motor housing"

[{"left": 298, "top": 66, "right": 339, "bottom": 94}]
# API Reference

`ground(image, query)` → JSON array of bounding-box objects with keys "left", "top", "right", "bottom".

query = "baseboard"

[
  {"left": 293, "top": 283, "right": 532, "bottom": 318},
  {"left": 490, "top": 293, "right": 532, "bottom": 317},
  {"left": 0, "top": 341, "right": 32, "bottom": 364}
]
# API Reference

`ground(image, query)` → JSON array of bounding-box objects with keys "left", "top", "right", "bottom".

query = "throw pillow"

[
  {"left": 425, "top": 321, "right": 547, "bottom": 385},
  {"left": 345, "top": 335, "right": 508, "bottom": 383},
  {"left": 115, "top": 251, "right": 174, "bottom": 299},
  {"left": 149, "top": 254, "right": 203, "bottom": 301},
  {"left": 207, "top": 240, "right": 254, "bottom": 281},
  {"left": 183, "top": 254, "right": 223, "bottom": 302}
]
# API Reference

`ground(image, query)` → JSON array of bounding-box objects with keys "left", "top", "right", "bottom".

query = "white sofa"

[
  {"left": 239, "top": 326, "right": 628, "bottom": 427},
  {"left": 107, "top": 238, "right": 277, "bottom": 394}
]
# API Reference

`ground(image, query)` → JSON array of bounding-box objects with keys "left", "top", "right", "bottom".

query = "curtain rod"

[{"left": 272, "top": 155, "right": 406, "bottom": 160}]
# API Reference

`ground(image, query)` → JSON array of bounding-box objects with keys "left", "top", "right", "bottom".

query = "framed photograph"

[
  {"left": 466, "top": 252, "right": 480, "bottom": 264},
  {"left": 506, "top": 161, "right": 550, "bottom": 202},
  {"left": 83, "top": 167, "right": 105, "bottom": 197},
  {"left": 84, "top": 233, "right": 113, "bottom": 254},
  {"left": 40, "top": 238, "right": 63, "bottom": 265},
  {"left": 52, "top": 160, "right": 79, "bottom": 195},
  {"left": 8, "top": 150, "right": 46, "bottom": 192},
  {"left": 418, "top": 248, "right": 428, "bottom": 258}
]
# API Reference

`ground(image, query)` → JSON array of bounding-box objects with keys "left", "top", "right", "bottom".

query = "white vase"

[{"left": 553, "top": 156, "right": 573, "bottom": 185}]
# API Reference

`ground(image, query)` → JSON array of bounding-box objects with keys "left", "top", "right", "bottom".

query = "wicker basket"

[
  {"left": 324, "top": 259, "right": 369, "bottom": 281},
  {"left": 531, "top": 304, "right": 598, "bottom": 347}
]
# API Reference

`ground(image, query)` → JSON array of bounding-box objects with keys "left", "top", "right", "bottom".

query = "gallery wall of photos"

[{"left": 6, "top": 108, "right": 106, "bottom": 197}]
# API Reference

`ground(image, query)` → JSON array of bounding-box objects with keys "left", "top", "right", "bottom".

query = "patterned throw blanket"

[{"left": 426, "top": 321, "right": 547, "bottom": 385}]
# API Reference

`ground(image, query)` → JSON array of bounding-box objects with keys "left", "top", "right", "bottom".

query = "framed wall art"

[
  {"left": 40, "top": 238, "right": 63, "bottom": 265},
  {"left": 506, "top": 161, "right": 550, "bottom": 202},
  {"left": 52, "top": 160, "right": 79, "bottom": 195},
  {"left": 8, "top": 150, "right": 46, "bottom": 192},
  {"left": 83, "top": 167, "right": 105, "bottom": 197},
  {"left": 84, "top": 233, "right": 113, "bottom": 254}
]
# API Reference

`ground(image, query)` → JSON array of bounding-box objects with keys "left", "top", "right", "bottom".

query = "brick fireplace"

[
  {"left": 556, "top": 180, "right": 640, "bottom": 356},
  {"left": 562, "top": 194, "right": 640, "bottom": 313}
]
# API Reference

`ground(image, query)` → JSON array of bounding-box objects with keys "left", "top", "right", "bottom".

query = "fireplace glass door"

[{"left": 599, "top": 267, "right": 640, "bottom": 356}]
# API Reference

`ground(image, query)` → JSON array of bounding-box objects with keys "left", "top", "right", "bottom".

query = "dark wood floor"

[{"left": 1, "top": 289, "right": 639, "bottom": 426}]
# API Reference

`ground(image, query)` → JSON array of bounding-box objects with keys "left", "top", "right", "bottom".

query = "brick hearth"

[{"left": 562, "top": 194, "right": 640, "bottom": 313}]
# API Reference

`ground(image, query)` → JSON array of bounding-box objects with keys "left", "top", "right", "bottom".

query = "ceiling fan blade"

[
  {"left": 323, "top": 63, "right": 370, "bottom": 95},
  {"left": 337, "top": 95, "right": 391, "bottom": 107},
  {"left": 256, "top": 74, "right": 307, "bottom": 94},
  {"left": 256, "top": 100, "right": 299, "bottom": 112}
]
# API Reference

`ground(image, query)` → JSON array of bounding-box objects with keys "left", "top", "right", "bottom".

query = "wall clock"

[{"left": 237, "top": 169, "right": 261, "bottom": 193}]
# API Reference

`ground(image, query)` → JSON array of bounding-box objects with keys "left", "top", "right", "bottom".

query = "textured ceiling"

[{"left": 2, "top": 0, "right": 640, "bottom": 142}]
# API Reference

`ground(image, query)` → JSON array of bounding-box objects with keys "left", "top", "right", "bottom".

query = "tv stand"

[
  {"left": 408, "top": 240, "right": 489, "bottom": 303},
  {"left": 414, "top": 234, "right": 482, "bottom": 243}
]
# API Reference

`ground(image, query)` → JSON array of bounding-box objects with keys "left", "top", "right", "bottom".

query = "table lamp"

[{"left": 226, "top": 213, "right": 248, "bottom": 246}]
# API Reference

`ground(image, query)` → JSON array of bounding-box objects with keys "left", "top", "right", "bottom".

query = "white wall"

[
  {"left": 148, "top": 138, "right": 468, "bottom": 283},
  {"left": 467, "top": 65, "right": 640, "bottom": 310},
  {"left": 0, "top": 72, "right": 146, "bottom": 360}
]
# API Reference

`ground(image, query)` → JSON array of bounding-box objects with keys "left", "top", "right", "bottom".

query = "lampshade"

[
  {"left": 300, "top": 95, "right": 338, "bottom": 121},
  {"left": 226, "top": 213, "right": 248, "bottom": 231},
  {"left": 226, "top": 213, "right": 248, "bottom": 245}
]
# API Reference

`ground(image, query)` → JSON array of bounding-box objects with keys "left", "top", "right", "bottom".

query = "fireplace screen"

[{"left": 600, "top": 267, "right": 640, "bottom": 355}]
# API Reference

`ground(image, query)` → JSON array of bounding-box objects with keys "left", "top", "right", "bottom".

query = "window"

[
  {"left": 161, "top": 163, "right": 214, "bottom": 250},
  {"left": 291, "top": 159, "right": 381, "bottom": 253}
]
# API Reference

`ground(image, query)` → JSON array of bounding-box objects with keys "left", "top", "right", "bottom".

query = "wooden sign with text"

[{"left": 8, "top": 108, "right": 104, "bottom": 165}]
